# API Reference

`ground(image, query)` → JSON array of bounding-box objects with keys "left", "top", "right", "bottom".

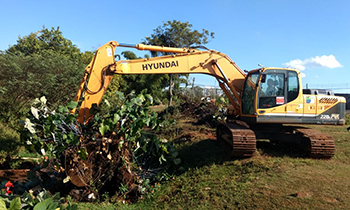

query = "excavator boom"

[{"left": 73, "top": 41, "right": 246, "bottom": 123}]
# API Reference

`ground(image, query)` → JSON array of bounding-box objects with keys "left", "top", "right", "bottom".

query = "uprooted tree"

[{"left": 20, "top": 91, "right": 180, "bottom": 202}]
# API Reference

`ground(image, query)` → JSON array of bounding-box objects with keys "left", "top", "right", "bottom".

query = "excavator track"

[
  {"left": 217, "top": 122, "right": 256, "bottom": 157},
  {"left": 296, "top": 127, "right": 335, "bottom": 159}
]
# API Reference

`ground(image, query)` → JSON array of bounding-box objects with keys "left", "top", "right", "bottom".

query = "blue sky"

[{"left": 1, "top": 0, "right": 349, "bottom": 92}]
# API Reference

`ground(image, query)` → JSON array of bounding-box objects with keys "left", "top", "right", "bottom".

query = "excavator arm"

[{"left": 73, "top": 41, "right": 247, "bottom": 123}]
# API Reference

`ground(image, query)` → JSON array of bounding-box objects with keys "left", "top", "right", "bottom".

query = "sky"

[{"left": 1, "top": 0, "right": 349, "bottom": 93}]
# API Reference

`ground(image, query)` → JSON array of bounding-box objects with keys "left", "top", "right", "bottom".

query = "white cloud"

[{"left": 283, "top": 55, "right": 342, "bottom": 71}]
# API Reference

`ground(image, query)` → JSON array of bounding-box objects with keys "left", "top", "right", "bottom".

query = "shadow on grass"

[
  {"left": 175, "top": 139, "right": 232, "bottom": 173},
  {"left": 257, "top": 140, "right": 309, "bottom": 158},
  {"left": 175, "top": 138, "right": 309, "bottom": 174}
]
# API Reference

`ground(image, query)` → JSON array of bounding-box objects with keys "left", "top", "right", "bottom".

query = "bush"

[
  {"left": 346, "top": 113, "right": 350, "bottom": 125},
  {"left": 0, "top": 123, "right": 21, "bottom": 160}
]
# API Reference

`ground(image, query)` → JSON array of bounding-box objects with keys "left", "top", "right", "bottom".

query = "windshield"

[{"left": 241, "top": 72, "right": 260, "bottom": 115}]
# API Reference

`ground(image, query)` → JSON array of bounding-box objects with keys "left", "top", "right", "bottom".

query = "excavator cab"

[{"left": 241, "top": 68, "right": 345, "bottom": 125}]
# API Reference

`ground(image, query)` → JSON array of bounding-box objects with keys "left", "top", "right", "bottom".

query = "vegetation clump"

[{"left": 20, "top": 91, "right": 180, "bottom": 202}]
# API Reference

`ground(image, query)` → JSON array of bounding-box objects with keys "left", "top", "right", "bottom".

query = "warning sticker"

[
  {"left": 107, "top": 48, "right": 112, "bottom": 57},
  {"left": 276, "top": 96, "right": 285, "bottom": 104}
]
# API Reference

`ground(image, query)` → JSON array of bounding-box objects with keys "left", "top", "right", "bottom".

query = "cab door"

[
  {"left": 285, "top": 71, "right": 303, "bottom": 121},
  {"left": 256, "top": 70, "right": 287, "bottom": 123}
]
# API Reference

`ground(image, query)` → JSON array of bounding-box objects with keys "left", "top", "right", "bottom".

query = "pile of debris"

[
  {"left": 180, "top": 101, "right": 220, "bottom": 127},
  {"left": 20, "top": 93, "right": 180, "bottom": 202}
]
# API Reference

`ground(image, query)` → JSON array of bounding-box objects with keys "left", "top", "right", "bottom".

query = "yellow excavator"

[{"left": 72, "top": 41, "right": 346, "bottom": 159}]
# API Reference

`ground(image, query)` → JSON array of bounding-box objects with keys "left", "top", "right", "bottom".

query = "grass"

[{"left": 149, "top": 104, "right": 167, "bottom": 113}]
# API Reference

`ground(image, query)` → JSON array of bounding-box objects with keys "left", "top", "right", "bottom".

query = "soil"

[
  {"left": 0, "top": 159, "right": 37, "bottom": 182},
  {"left": 0, "top": 169, "right": 30, "bottom": 182}
]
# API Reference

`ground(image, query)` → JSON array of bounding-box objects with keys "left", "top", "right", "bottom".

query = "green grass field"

[{"left": 76, "top": 122, "right": 350, "bottom": 209}]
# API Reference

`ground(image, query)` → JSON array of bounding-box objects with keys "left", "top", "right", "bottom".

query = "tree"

[
  {"left": 0, "top": 27, "right": 92, "bottom": 127},
  {"left": 116, "top": 51, "right": 167, "bottom": 104},
  {"left": 6, "top": 26, "right": 81, "bottom": 59},
  {"left": 143, "top": 20, "right": 214, "bottom": 106}
]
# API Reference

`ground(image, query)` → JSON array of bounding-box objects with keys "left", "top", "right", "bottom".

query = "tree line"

[{"left": 0, "top": 20, "right": 214, "bottom": 129}]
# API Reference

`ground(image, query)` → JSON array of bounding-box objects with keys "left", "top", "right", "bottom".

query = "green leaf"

[
  {"left": 67, "top": 101, "right": 78, "bottom": 110},
  {"left": 22, "top": 191, "right": 35, "bottom": 206},
  {"left": 99, "top": 123, "right": 110, "bottom": 135},
  {"left": 58, "top": 105, "right": 69, "bottom": 113},
  {"left": 66, "top": 202, "right": 78, "bottom": 210},
  {"left": 103, "top": 99, "right": 111, "bottom": 107},
  {"left": 24, "top": 118, "right": 36, "bottom": 134},
  {"left": 31, "top": 107, "right": 40, "bottom": 119},
  {"left": 0, "top": 199, "right": 7, "bottom": 210},
  {"left": 145, "top": 94, "right": 153, "bottom": 104},
  {"left": 33, "top": 197, "right": 53, "bottom": 210},
  {"left": 47, "top": 202, "right": 59, "bottom": 210},
  {"left": 32, "top": 97, "right": 41, "bottom": 105},
  {"left": 160, "top": 145, "right": 169, "bottom": 154},
  {"left": 78, "top": 147, "right": 88, "bottom": 160},
  {"left": 159, "top": 154, "right": 166, "bottom": 164},
  {"left": 51, "top": 193, "right": 61, "bottom": 202},
  {"left": 113, "top": 113, "right": 120, "bottom": 124},
  {"left": 172, "top": 151, "right": 179, "bottom": 158},
  {"left": 137, "top": 94, "right": 146, "bottom": 103},
  {"left": 118, "top": 140, "right": 124, "bottom": 151},
  {"left": 63, "top": 176, "right": 70, "bottom": 183},
  {"left": 115, "top": 91, "right": 125, "bottom": 100},
  {"left": 9, "top": 197, "right": 21, "bottom": 210},
  {"left": 173, "top": 158, "right": 181, "bottom": 165},
  {"left": 144, "top": 116, "right": 151, "bottom": 126},
  {"left": 40, "top": 96, "right": 47, "bottom": 105}
]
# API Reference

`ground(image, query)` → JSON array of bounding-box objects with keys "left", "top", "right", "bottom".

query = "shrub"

[{"left": 0, "top": 123, "right": 21, "bottom": 161}]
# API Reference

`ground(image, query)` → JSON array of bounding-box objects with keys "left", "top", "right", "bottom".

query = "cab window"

[
  {"left": 242, "top": 72, "right": 260, "bottom": 115},
  {"left": 258, "top": 73, "right": 285, "bottom": 108},
  {"left": 287, "top": 71, "right": 299, "bottom": 102}
]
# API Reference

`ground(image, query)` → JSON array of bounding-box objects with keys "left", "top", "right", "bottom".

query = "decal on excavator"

[
  {"left": 107, "top": 47, "right": 113, "bottom": 57},
  {"left": 320, "top": 114, "right": 340, "bottom": 120},
  {"left": 276, "top": 96, "right": 284, "bottom": 104},
  {"left": 142, "top": 61, "right": 179, "bottom": 70},
  {"left": 306, "top": 96, "right": 315, "bottom": 104}
]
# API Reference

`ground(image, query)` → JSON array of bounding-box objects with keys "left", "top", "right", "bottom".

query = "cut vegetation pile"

[
  {"left": 19, "top": 92, "right": 180, "bottom": 202},
  {"left": 179, "top": 101, "right": 221, "bottom": 127}
]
